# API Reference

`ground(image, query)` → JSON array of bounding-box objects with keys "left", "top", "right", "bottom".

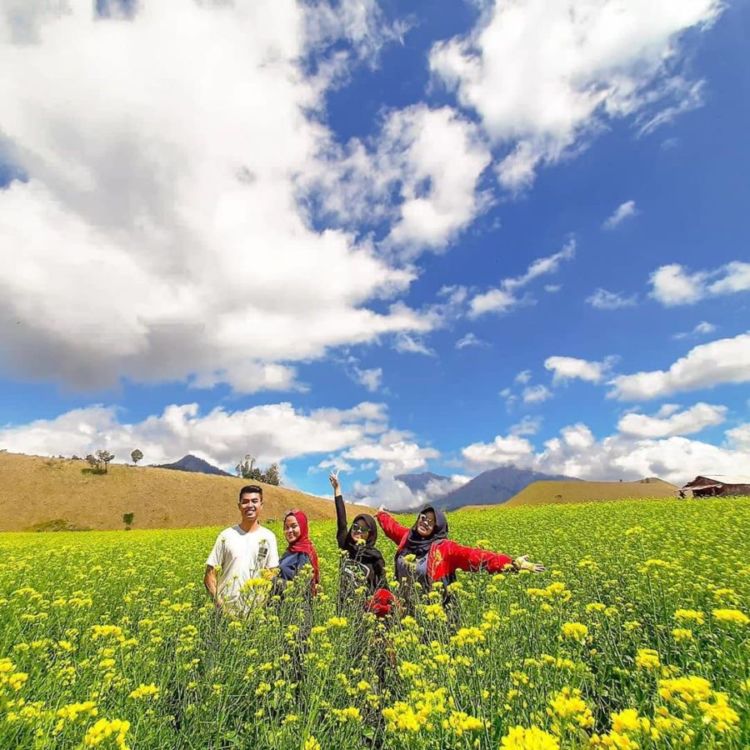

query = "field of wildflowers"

[{"left": 1, "top": 497, "right": 748, "bottom": 749}]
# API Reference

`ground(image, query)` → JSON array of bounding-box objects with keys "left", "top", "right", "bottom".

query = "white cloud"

[
  {"left": 602, "top": 200, "right": 638, "bottom": 229},
  {"left": 455, "top": 332, "right": 488, "bottom": 350},
  {"left": 673, "top": 321, "right": 717, "bottom": 340},
  {"left": 430, "top": 0, "right": 722, "bottom": 190},
  {"left": 353, "top": 366, "right": 383, "bottom": 392},
  {"left": 510, "top": 415, "right": 542, "bottom": 436},
  {"left": 726, "top": 423, "right": 750, "bottom": 451},
  {"left": 393, "top": 333, "right": 436, "bottom": 357},
  {"left": 460, "top": 420, "right": 750, "bottom": 485},
  {"left": 0, "top": 400, "right": 391, "bottom": 469},
  {"left": 544, "top": 284, "right": 561, "bottom": 293},
  {"left": 515, "top": 369, "right": 532, "bottom": 384},
  {"left": 618, "top": 402, "right": 727, "bottom": 438},
  {"left": 469, "top": 238, "right": 575, "bottom": 317},
  {"left": 545, "top": 355, "right": 614, "bottom": 384},
  {"left": 649, "top": 261, "right": 750, "bottom": 306},
  {"left": 0, "top": 1, "right": 443, "bottom": 393},
  {"left": 587, "top": 288, "right": 638, "bottom": 310},
  {"left": 522, "top": 384, "right": 552, "bottom": 404},
  {"left": 609, "top": 332, "right": 750, "bottom": 400},
  {"left": 310, "top": 105, "right": 492, "bottom": 255},
  {"left": 462, "top": 434, "right": 535, "bottom": 472}
]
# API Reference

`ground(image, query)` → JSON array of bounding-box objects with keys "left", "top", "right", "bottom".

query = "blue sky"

[{"left": 0, "top": 0, "right": 748, "bottom": 507}]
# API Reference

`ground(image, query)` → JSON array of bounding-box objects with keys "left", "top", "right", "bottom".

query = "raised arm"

[
  {"left": 376, "top": 510, "right": 410, "bottom": 545},
  {"left": 330, "top": 472, "right": 348, "bottom": 549}
]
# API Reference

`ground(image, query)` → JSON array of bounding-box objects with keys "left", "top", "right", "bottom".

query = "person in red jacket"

[{"left": 376, "top": 504, "right": 544, "bottom": 607}]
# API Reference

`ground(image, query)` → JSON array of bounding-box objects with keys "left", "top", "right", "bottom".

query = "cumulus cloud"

[
  {"left": 617, "top": 402, "right": 727, "bottom": 438},
  {"left": 522, "top": 384, "right": 552, "bottom": 404},
  {"left": 609, "top": 332, "right": 750, "bottom": 400},
  {"left": 309, "top": 105, "right": 492, "bottom": 255},
  {"left": 462, "top": 434, "right": 535, "bottom": 472},
  {"left": 430, "top": 0, "right": 722, "bottom": 190},
  {"left": 352, "top": 366, "right": 383, "bottom": 392},
  {"left": 455, "top": 332, "right": 488, "bottom": 350},
  {"left": 603, "top": 200, "right": 638, "bottom": 229},
  {"left": 393, "top": 333, "right": 436, "bottom": 357},
  {"left": 469, "top": 238, "right": 575, "bottom": 317},
  {"left": 649, "top": 261, "right": 750, "bottom": 306},
  {"left": 726, "top": 423, "right": 750, "bottom": 451},
  {"left": 673, "top": 321, "right": 717, "bottom": 340},
  {"left": 460, "top": 419, "right": 750, "bottom": 485},
  {"left": 545, "top": 355, "right": 615, "bottom": 384},
  {"left": 0, "top": 400, "right": 391, "bottom": 469},
  {"left": 586, "top": 289, "right": 638, "bottom": 310},
  {"left": 0, "top": 1, "right": 446, "bottom": 393}
]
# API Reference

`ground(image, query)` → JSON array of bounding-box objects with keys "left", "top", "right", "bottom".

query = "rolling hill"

[
  {"left": 437, "top": 466, "right": 579, "bottom": 510},
  {"left": 155, "top": 454, "right": 232, "bottom": 476},
  {"left": 0, "top": 451, "right": 368, "bottom": 532},
  {"left": 498, "top": 478, "right": 679, "bottom": 508}
]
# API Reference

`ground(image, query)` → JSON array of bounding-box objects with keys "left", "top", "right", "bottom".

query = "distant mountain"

[
  {"left": 394, "top": 472, "right": 454, "bottom": 493},
  {"left": 155, "top": 454, "right": 232, "bottom": 477},
  {"left": 437, "top": 465, "right": 579, "bottom": 510}
]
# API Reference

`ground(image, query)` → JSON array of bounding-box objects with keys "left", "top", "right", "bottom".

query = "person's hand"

[
  {"left": 377, "top": 505, "right": 386, "bottom": 513},
  {"left": 329, "top": 471, "right": 340, "bottom": 493},
  {"left": 514, "top": 555, "right": 545, "bottom": 573},
  {"left": 213, "top": 597, "right": 224, "bottom": 611}
]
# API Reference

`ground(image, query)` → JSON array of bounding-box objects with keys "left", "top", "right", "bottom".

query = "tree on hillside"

[
  {"left": 95, "top": 449, "right": 115, "bottom": 474},
  {"left": 263, "top": 463, "right": 281, "bottom": 486},
  {"left": 86, "top": 454, "right": 99, "bottom": 471},
  {"left": 131, "top": 449, "right": 143, "bottom": 466},
  {"left": 236, "top": 454, "right": 263, "bottom": 481}
]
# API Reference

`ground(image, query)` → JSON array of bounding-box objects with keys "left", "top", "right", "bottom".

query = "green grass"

[{"left": 0, "top": 498, "right": 748, "bottom": 749}]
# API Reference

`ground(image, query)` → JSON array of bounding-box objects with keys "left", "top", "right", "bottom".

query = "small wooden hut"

[{"left": 680, "top": 475, "right": 750, "bottom": 498}]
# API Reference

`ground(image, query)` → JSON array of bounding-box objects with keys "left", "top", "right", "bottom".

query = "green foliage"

[
  {"left": 123, "top": 513, "right": 135, "bottom": 530},
  {"left": 130, "top": 449, "right": 143, "bottom": 466},
  {"left": 236, "top": 454, "right": 281, "bottom": 485}
]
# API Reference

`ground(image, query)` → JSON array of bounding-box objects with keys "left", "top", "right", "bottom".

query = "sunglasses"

[{"left": 351, "top": 523, "right": 370, "bottom": 535}]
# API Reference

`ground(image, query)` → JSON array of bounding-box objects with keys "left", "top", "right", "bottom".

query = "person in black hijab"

[{"left": 330, "top": 472, "right": 389, "bottom": 613}]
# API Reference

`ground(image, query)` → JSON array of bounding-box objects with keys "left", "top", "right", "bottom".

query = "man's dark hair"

[{"left": 239, "top": 484, "right": 263, "bottom": 501}]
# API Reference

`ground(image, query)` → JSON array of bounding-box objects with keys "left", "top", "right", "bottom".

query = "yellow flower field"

[{"left": 1, "top": 498, "right": 748, "bottom": 749}]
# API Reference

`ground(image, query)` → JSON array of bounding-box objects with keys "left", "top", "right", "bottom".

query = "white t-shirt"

[{"left": 206, "top": 525, "right": 279, "bottom": 611}]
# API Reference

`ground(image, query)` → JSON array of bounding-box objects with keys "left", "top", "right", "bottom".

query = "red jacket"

[{"left": 376, "top": 511, "right": 514, "bottom": 583}]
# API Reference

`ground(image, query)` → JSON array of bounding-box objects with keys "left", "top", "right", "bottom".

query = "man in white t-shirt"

[{"left": 204, "top": 484, "right": 280, "bottom": 613}]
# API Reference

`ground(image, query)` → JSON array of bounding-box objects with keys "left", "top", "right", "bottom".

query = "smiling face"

[
  {"left": 284, "top": 514, "right": 301, "bottom": 543},
  {"left": 416, "top": 510, "right": 436, "bottom": 538},
  {"left": 238, "top": 491, "right": 263, "bottom": 524}
]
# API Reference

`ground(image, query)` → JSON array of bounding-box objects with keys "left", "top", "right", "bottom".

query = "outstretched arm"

[
  {"left": 376, "top": 509, "right": 410, "bottom": 545},
  {"left": 331, "top": 472, "right": 348, "bottom": 550},
  {"left": 442, "top": 541, "right": 514, "bottom": 574}
]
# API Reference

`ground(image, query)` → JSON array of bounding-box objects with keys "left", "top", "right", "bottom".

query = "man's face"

[
  {"left": 238, "top": 492, "right": 263, "bottom": 521},
  {"left": 416, "top": 510, "right": 436, "bottom": 538}
]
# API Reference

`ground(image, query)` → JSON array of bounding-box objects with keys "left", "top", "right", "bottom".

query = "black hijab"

[
  {"left": 345, "top": 513, "right": 383, "bottom": 565},
  {"left": 400, "top": 505, "right": 449, "bottom": 559}
]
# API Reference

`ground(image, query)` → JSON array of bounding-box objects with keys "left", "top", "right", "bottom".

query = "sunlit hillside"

[
  {"left": 0, "top": 451, "right": 367, "bottom": 532},
  {"left": 499, "top": 478, "right": 679, "bottom": 508}
]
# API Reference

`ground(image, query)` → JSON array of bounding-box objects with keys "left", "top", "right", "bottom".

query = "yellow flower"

[
  {"left": 333, "top": 706, "right": 362, "bottom": 723},
  {"left": 671, "top": 628, "right": 693, "bottom": 642},
  {"left": 635, "top": 648, "right": 660, "bottom": 670},
  {"left": 443, "top": 710, "right": 485, "bottom": 736},
  {"left": 699, "top": 692, "right": 739, "bottom": 733},
  {"left": 303, "top": 737, "right": 321, "bottom": 750},
  {"left": 83, "top": 718, "right": 130, "bottom": 749},
  {"left": 673, "top": 609, "right": 704, "bottom": 625},
  {"left": 712, "top": 608, "right": 749, "bottom": 625},
  {"left": 500, "top": 725, "right": 560, "bottom": 749},
  {"left": 658, "top": 675, "right": 712, "bottom": 704},
  {"left": 561, "top": 622, "right": 588, "bottom": 642},
  {"left": 548, "top": 687, "right": 594, "bottom": 729},
  {"left": 128, "top": 683, "right": 160, "bottom": 700}
]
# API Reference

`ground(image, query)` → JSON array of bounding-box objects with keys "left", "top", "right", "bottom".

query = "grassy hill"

[
  {"left": 0, "top": 451, "right": 368, "bottom": 532},
  {"left": 495, "top": 478, "right": 679, "bottom": 508}
]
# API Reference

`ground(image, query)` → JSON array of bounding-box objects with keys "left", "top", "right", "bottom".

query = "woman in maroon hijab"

[{"left": 278, "top": 509, "right": 320, "bottom": 595}]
